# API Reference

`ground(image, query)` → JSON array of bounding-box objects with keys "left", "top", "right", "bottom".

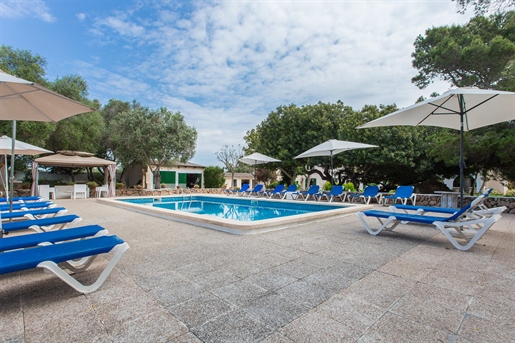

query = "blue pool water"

[{"left": 119, "top": 196, "right": 343, "bottom": 221}]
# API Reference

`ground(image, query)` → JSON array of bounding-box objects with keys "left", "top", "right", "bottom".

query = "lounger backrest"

[
  {"left": 273, "top": 184, "right": 285, "bottom": 192},
  {"left": 331, "top": 185, "right": 343, "bottom": 195},
  {"left": 253, "top": 184, "right": 263, "bottom": 192},
  {"left": 363, "top": 185, "right": 379, "bottom": 196},
  {"left": 307, "top": 185, "right": 320, "bottom": 194},
  {"left": 395, "top": 186, "right": 414, "bottom": 197},
  {"left": 285, "top": 184, "right": 297, "bottom": 192},
  {"left": 445, "top": 197, "right": 482, "bottom": 221},
  {"left": 240, "top": 184, "right": 250, "bottom": 192}
]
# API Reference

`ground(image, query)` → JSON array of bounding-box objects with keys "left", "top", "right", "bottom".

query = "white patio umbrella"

[
  {"left": 358, "top": 87, "right": 515, "bottom": 207},
  {"left": 0, "top": 135, "right": 52, "bottom": 195},
  {"left": 294, "top": 139, "right": 378, "bottom": 185},
  {"left": 239, "top": 153, "right": 281, "bottom": 181},
  {"left": 0, "top": 69, "right": 94, "bottom": 217}
]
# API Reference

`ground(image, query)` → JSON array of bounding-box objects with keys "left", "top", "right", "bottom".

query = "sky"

[{"left": 0, "top": 0, "right": 474, "bottom": 167}]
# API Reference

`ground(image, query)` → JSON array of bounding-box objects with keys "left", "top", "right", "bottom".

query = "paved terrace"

[{"left": 1, "top": 198, "right": 513, "bottom": 342}]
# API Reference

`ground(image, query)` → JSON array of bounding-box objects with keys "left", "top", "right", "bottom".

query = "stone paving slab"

[{"left": 0, "top": 198, "right": 513, "bottom": 342}]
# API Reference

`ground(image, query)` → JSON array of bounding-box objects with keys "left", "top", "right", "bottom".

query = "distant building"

[
  {"left": 224, "top": 172, "right": 255, "bottom": 189},
  {"left": 126, "top": 162, "right": 205, "bottom": 189}
]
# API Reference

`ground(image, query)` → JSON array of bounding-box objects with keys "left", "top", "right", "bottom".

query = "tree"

[
  {"left": 215, "top": 145, "right": 244, "bottom": 188},
  {"left": 203, "top": 166, "right": 226, "bottom": 188},
  {"left": 411, "top": 12, "right": 515, "bottom": 90},
  {"left": 453, "top": 0, "right": 514, "bottom": 14},
  {"left": 411, "top": 12, "right": 515, "bottom": 187},
  {"left": 0, "top": 45, "right": 48, "bottom": 85},
  {"left": 111, "top": 106, "right": 197, "bottom": 188}
]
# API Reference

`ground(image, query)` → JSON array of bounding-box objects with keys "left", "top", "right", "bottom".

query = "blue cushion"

[
  {"left": 1, "top": 207, "right": 67, "bottom": 219},
  {"left": 0, "top": 235, "right": 124, "bottom": 275},
  {"left": 2, "top": 214, "right": 80, "bottom": 233},
  {"left": 0, "top": 225, "right": 106, "bottom": 251}
]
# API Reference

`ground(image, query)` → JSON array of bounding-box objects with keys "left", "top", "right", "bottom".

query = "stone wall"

[{"left": 408, "top": 194, "right": 515, "bottom": 214}]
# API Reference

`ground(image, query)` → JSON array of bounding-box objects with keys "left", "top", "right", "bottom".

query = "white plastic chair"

[
  {"left": 95, "top": 184, "right": 109, "bottom": 198},
  {"left": 72, "top": 184, "right": 88, "bottom": 199},
  {"left": 38, "top": 185, "right": 55, "bottom": 200}
]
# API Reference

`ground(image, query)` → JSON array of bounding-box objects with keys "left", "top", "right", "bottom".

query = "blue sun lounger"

[
  {"left": 1, "top": 214, "right": 82, "bottom": 234},
  {"left": 292, "top": 185, "right": 320, "bottom": 201},
  {"left": 225, "top": 183, "right": 250, "bottom": 196},
  {"left": 356, "top": 195, "right": 502, "bottom": 251},
  {"left": 348, "top": 185, "right": 380, "bottom": 204},
  {"left": 264, "top": 184, "right": 285, "bottom": 199},
  {"left": 315, "top": 185, "right": 346, "bottom": 202},
  {"left": 1, "top": 207, "right": 68, "bottom": 220},
  {"left": 279, "top": 184, "right": 298, "bottom": 199},
  {"left": 0, "top": 234, "right": 129, "bottom": 293},
  {"left": 0, "top": 201, "right": 55, "bottom": 211},
  {"left": 244, "top": 184, "right": 264, "bottom": 197},
  {"left": 382, "top": 185, "right": 416, "bottom": 205}
]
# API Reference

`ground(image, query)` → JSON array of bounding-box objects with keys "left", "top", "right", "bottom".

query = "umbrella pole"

[
  {"left": 459, "top": 95, "right": 466, "bottom": 209},
  {"left": 330, "top": 151, "right": 334, "bottom": 186},
  {"left": 9, "top": 120, "right": 16, "bottom": 214}
]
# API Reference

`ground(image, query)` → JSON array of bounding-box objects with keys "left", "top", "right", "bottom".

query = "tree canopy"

[
  {"left": 244, "top": 101, "right": 449, "bottom": 189},
  {"left": 453, "top": 0, "right": 515, "bottom": 14},
  {"left": 412, "top": 11, "right": 515, "bottom": 90},
  {"left": 410, "top": 12, "right": 515, "bottom": 189},
  {"left": 110, "top": 106, "right": 197, "bottom": 187}
]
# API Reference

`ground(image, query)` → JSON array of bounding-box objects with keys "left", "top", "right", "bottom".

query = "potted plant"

[
  {"left": 161, "top": 183, "right": 166, "bottom": 188},
  {"left": 86, "top": 181, "right": 98, "bottom": 189}
]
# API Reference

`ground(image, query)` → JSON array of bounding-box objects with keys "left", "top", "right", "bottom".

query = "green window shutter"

[
  {"left": 160, "top": 171, "right": 176, "bottom": 183},
  {"left": 178, "top": 173, "right": 187, "bottom": 183}
]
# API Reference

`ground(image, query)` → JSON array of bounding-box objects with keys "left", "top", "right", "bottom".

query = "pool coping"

[{"left": 97, "top": 194, "right": 374, "bottom": 235}]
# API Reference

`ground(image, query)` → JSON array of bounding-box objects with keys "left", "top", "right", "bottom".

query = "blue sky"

[{"left": 1, "top": 0, "right": 473, "bottom": 167}]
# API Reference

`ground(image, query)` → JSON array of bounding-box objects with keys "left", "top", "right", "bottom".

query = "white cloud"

[
  {"left": 0, "top": 0, "right": 55, "bottom": 22},
  {"left": 77, "top": 12, "right": 86, "bottom": 21},
  {"left": 82, "top": 1, "right": 473, "bottom": 166}
]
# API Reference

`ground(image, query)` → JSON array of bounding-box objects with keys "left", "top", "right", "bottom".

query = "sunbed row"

[
  {"left": 0, "top": 196, "right": 129, "bottom": 293},
  {"left": 224, "top": 183, "right": 418, "bottom": 205}
]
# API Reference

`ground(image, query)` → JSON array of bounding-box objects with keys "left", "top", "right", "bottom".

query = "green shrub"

[
  {"left": 505, "top": 189, "right": 515, "bottom": 197},
  {"left": 490, "top": 190, "right": 504, "bottom": 196},
  {"left": 116, "top": 182, "right": 125, "bottom": 189},
  {"left": 204, "top": 166, "right": 226, "bottom": 188},
  {"left": 343, "top": 182, "right": 356, "bottom": 192},
  {"left": 322, "top": 181, "right": 332, "bottom": 191}
]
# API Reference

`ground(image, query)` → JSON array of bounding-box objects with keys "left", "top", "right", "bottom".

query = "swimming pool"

[{"left": 99, "top": 194, "right": 373, "bottom": 234}]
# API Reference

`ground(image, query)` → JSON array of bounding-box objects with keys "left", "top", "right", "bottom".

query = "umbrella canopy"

[
  {"left": 0, "top": 135, "right": 52, "bottom": 194},
  {"left": 0, "top": 69, "right": 94, "bottom": 122},
  {"left": 294, "top": 139, "right": 378, "bottom": 159},
  {"left": 0, "top": 135, "right": 52, "bottom": 155},
  {"left": 358, "top": 87, "right": 515, "bottom": 207},
  {"left": 239, "top": 152, "right": 281, "bottom": 166},
  {"left": 239, "top": 153, "right": 281, "bottom": 181},
  {"left": 0, "top": 69, "right": 94, "bottom": 219},
  {"left": 295, "top": 139, "right": 378, "bottom": 185}
]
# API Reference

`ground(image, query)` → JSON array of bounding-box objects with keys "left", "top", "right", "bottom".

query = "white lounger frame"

[{"left": 356, "top": 212, "right": 502, "bottom": 251}]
